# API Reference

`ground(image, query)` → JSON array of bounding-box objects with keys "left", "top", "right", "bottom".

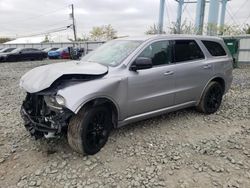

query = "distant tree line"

[
  {"left": 145, "top": 20, "right": 250, "bottom": 36},
  {"left": 0, "top": 37, "right": 12, "bottom": 43},
  {"left": 69, "top": 24, "right": 118, "bottom": 41}
]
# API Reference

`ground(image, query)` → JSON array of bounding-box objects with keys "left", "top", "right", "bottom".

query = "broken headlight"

[
  {"left": 55, "top": 95, "right": 65, "bottom": 106},
  {"left": 44, "top": 95, "right": 65, "bottom": 110}
]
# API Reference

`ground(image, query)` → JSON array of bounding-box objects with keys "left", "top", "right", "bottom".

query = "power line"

[
  {"left": 230, "top": 0, "right": 249, "bottom": 19},
  {"left": 0, "top": 6, "right": 69, "bottom": 25},
  {"left": 239, "top": 9, "right": 250, "bottom": 29},
  {"left": 15, "top": 25, "right": 72, "bottom": 38},
  {"left": 183, "top": 3, "right": 195, "bottom": 23},
  {"left": 226, "top": 5, "right": 239, "bottom": 26},
  {"left": 45, "top": 19, "right": 72, "bottom": 28},
  {"left": 165, "top": 0, "right": 171, "bottom": 29}
]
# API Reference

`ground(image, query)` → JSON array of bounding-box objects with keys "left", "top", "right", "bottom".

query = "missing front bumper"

[{"left": 20, "top": 93, "right": 74, "bottom": 139}]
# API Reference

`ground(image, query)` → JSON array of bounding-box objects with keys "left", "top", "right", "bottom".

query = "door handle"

[
  {"left": 164, "top": 71, "right": 174, "bottom": 76},
  {"left": 203, "top": 65, "right": 212, "bottom": 69}
]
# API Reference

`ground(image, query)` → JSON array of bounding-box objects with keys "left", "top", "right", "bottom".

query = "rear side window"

[
  {"left": 173, "top": 40, "right": 204, "bottom": 63},
  {"left": 202, "top": 40, "right": 226, "bottom": 56}
]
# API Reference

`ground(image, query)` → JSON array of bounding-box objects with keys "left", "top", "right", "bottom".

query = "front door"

[{"left": 127, "top": 40, "right": 175, "bottom": 117}]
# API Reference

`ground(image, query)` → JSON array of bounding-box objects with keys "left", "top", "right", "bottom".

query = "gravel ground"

[{"left": 0, "top": 60, "right": 250, "bottom": 188}]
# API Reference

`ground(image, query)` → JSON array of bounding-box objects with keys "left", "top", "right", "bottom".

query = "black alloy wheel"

[
  {"left": 85, "top": 110, "right": 110, "bottom": 152},
  {"left": 205, "top": 84, "right": 223, "bottom": 113},
  {"left": 197, "top": 81, "right": 224, "bottom": 114},
  {"left": 68, "top": 105, "right": 112, "bottom": 155}
]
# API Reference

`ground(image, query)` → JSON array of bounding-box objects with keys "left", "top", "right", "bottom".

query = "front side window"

[
  {"left": 21, "top": 48, "right": 31, "bottom": 53},
  {"left": 173, "top": 40, "right": 204, "bottom": 63},
  {"left": 138, "top": 41, "right": 172, "bottom": 66},
  {"left": 20, "top": 49, "right": 27, "bottom": 52},
  {"left": 81, "top": 40, "right": 142, "bottom": 67},
  {"left": 202, "top": 40, "right": 226, "bottom": 56}
]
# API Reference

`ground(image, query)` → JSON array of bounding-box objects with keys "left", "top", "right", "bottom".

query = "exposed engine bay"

[{"left": 21, "top": 93, "right": 73, "bottom": 139}]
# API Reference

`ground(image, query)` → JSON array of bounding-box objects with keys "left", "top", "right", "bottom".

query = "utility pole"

[
  {"left": 176, "top": 0, "right": 184, "bottom": 34},
  {"left": 195, "top": 0, "right": 206, "bottom": 35},
  {"left": 158, "top": 0, "right": 166, "bottom": 34},
  {"left": 219, "top": 0, "right": 228, "bottom": 35},
  {"left": 71, "top": 4, "right": 77, "bottom": 41},
  {"left": 207, "top": 0, "right": 220, "bottom": 36}
]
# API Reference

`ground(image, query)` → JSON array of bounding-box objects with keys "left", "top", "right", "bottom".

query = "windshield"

[
  {"left": 81, "top": 40, "right": 142, "bottom": 67},
  {"left": 11, "top": 48, "right": 22, "bottom": 53},
  {"left": 0, "top": 48, "right": 16, "bottom": 53}
]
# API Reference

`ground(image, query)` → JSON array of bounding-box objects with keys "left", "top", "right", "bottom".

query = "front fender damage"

[
  {"left": 20, "top": 72, "right": 108, "bottom": 139},
  {"left": 58, "top": 76, "right": 128, "bottom": 120}
]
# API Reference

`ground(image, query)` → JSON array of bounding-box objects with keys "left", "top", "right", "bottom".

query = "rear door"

[{"left": 172, "top": 39, "right": 213, "bottom": 104}]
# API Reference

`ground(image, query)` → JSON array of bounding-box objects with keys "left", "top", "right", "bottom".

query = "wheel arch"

[
  {"left": 77, "top": 97, "right": 119, "bottom": 129},
  {"left": 197, "top": 76, "right": 226, "bottom": 105}
]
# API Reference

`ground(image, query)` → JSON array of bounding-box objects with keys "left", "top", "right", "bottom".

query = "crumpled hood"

[{"left": 20, "top": 61, "right": 108, "bottom": 93}]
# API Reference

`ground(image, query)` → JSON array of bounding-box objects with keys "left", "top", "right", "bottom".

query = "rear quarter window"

[{"left": 202, "top": 40, "right": 227, "bottom": 56}]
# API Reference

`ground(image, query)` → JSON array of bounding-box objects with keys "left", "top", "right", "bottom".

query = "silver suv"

[{"left": 20, "top": 35, "right": 233, "bottom": 155}]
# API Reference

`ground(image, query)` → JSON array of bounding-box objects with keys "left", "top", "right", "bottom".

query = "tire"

[
  {"left": 67, "top": 105, "right": 112, "bottom": 155},
  {"left": 197, "top": 81, "right": 224, "bottom": 114}
]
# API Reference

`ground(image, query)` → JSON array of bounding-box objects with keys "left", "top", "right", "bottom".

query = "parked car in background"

[
  {"left": 43, "top": 47, "right": 59, "bottom": 53},
  {"left": 0, "top": 47, "right": 16, "bottom": 53},
  {"left": 0, "top": 48, "right": 47, "bottom": 62},
  {"left": 68, "top": 47, "right": 85, "bottom": 60},
  {"left": 20, "top": 35, "right": 233, "bottom": 155},
  {"left": 48, "top": 48, "right": 70, "bottom": 59}
]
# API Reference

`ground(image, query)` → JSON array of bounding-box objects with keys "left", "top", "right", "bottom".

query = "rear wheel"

[
  {"left": 197, "top": 81, "right": 223, "bottom": 114},
  {"left": 67, "top": 105, "right": 112, "bottom": 155}
]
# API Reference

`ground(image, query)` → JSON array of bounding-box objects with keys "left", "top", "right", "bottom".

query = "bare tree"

[
  {"left": 169, "top": 20, "right": 196, "bottom": 34},
  {"left": 0, "top": 37, "right": 12, "bottom": 43},
  {"left": 103, "top": 24, "right": 117, "bottom": 40},
  {"left": 243, "top": 24, "right": 250, "bottom": 34},
  {"left": 90, "top": 25, "right": 117, "bottom": 41},
  {"left": 90, "top": 26, "right": 105, "bottom": 41},
  {"left": 145, "top": 24, "right": 158, "bottom": 35}
]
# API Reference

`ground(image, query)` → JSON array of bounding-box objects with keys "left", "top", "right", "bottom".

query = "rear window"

[
  {"left": 202, "top": 40, "right": 226, "bottom": 56},
  {"left": 173, "top": 40, "right": 204, "bottom": 63}
]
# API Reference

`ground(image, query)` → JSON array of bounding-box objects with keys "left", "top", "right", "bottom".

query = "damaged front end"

[{"left": 21, "top": 93, "right": 74, "bottom": 139}]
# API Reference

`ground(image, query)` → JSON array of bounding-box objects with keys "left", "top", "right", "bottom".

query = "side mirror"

[
  {"left": 19, "top": 51, "right": 22, "bottom": 54},
  {"left": 130, "top": 57, "right": 153, "bottom": 71}
]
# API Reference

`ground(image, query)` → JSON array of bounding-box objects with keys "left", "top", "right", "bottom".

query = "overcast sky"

[{"left": 0, "top": 0, "right": 250, "bottom": 39}]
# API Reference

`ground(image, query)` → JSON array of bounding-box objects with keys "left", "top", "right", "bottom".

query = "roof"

[{"left": 116, "top": 34, "right": 222, "bottom": 42}]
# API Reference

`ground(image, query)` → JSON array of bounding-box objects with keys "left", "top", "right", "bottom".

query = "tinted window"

[
  {"left": 21, "top": 48, "right": 38, "bottom": 52},
  {"left": 3, "top": 48, "right": 15, "bottom": 52},
  {"left": 202, "top": 40, "right": 226, "bottom": 56},
  {"left": 139, "top": 41, "right": 172, "bottom": 66},
  {"left": 173, "top": 40, "right": 204, "bottom": 63},
  {"left": 28, "top": 48, "right": 39, "bottom": 52},
  {"left": 21, "top": 49, "right": 29, "bottom": 52}
]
